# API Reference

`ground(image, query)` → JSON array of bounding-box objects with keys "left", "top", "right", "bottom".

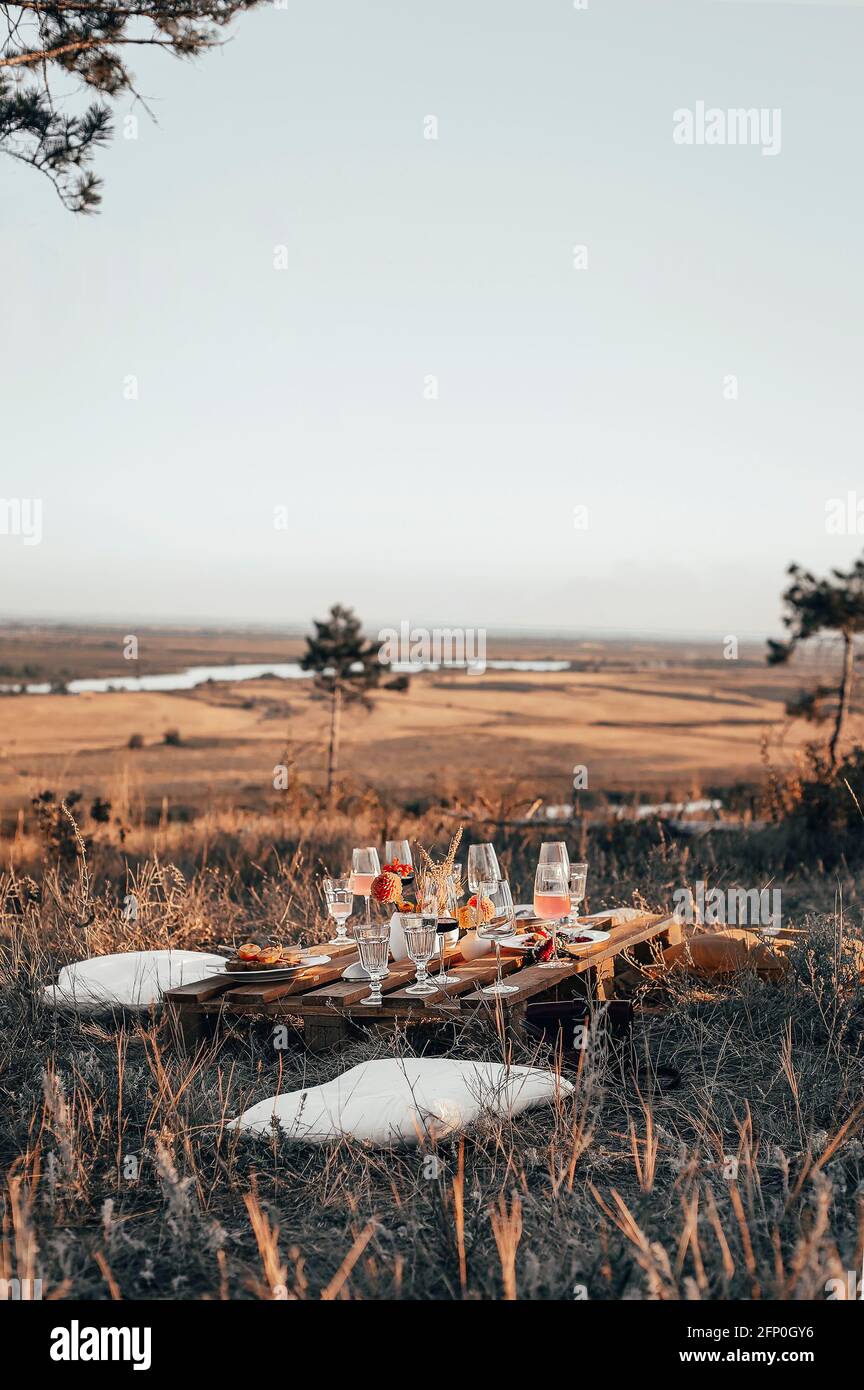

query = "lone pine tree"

[
  {"left": 767, "top": 554, "right": 864, "bottom": 769},
  {"left": 1, "top": 0, "right": 262, "bottom": 211},
  {"left": 301, "top": 604, "right": 382, "bottom": 800}
]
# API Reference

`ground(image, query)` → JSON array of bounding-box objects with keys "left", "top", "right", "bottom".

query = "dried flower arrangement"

[{"left": 414, "top": 825, "right": 463, "bottom": 916}]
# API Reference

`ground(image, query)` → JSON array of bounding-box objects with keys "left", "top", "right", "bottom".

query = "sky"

[{"left": 2, "top": 0, "right": 864, "bottom": 641}]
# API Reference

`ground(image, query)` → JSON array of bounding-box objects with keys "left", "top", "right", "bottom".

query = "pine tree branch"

[
  {"left": 1, "top": 35, "right": 180, "bottom": 66},
  {"left": 8, "top": 1, "right": 244, "bottom": 10},
  {"left": 1, "top": 0, "right": 261, "bottom": 208}
]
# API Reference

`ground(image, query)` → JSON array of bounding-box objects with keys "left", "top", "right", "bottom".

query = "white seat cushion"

[
  {"left": 229, "top": 1058, "right": 572, "bottom": 1147},
  {"left": 42, "top": 949, "right": 224, "bottom": 1012}
]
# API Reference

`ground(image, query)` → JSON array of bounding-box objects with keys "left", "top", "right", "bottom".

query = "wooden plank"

[
  {"left": 163, "top": 974, "right": 235, "bottom": 1003},
  {"left": 460, "top": 913, "right": 675, "bottom": 1008},
  {"left": 296, "top": 964, "right": 417, "bottom": 1010},
  {"left": 162, "top": 939, "right": 358, "bottom": 1004},
  {"left": 220, "top": 954, "right": 360, "bottom": 1006},
  {"left": 302, "top": 938, "right": 359, "bottom": 959},
  {"left": 292, "top": 942, "right": 466, "bottom": 1012},
  {"left": 559, "top": 913, "right": 673, "bottom": 973},
  {"left": 461, "top": 959, "right": 578, "bottom": 1007},
  {"left": 376, "top": 956, "right": 521, "bottom": 1010}
]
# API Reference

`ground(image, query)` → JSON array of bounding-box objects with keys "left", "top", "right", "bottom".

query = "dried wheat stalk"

[{"left": 414, "top": 825, "right": 463, "bottom": 915}]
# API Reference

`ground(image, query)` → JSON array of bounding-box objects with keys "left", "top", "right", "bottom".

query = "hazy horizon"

[
  {"left": 0, "top": 608, "right": 832, "bottom": 647},
  {"left": 4, "top": 0, "right": 864, "bottom": 638}
]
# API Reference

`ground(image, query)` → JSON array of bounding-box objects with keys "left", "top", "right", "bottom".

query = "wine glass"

[
  {"left": 418, "top": 875, "right": 459, "bottom": 985},
  {"left": 467, "top": 844, "right": 500, "bottom": 946},
  {"left": 355, "top": 922, "right": 390, "bottom": 1006},
  {"left": 539, "top": 841, "right": 570, "bottom": 871},
  {"left": 467, "top": 843, "right": 500, "bottom": 902},
  {"left": 479, "top": 879, "right": 519, "bottom": 996},
  {"left": 384, "top": 839, "right": 414, "bottom": 897},
  {"left": 322, "top": 875, "right": 354, "bottom": 945},
  {"left": 533, "top": 861, "right": 570, "bottom": 968},
  {"left": 567, "top": 862, "right": 588, "bottom": 926},
  {"left": 351, "top": 846, "right": 380, "bottom": 929},
  {"left": 401, "top": 913, "right": 439, "bottom": 996}
]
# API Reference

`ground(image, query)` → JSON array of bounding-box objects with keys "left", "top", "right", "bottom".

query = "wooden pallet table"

[{"left": 164, "top": 910, "right": 682, "bottom": 1053}]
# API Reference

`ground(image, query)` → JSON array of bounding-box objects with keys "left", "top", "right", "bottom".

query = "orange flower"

[{"left": 371, "top": 871, "right": 402, "bottom": 904}]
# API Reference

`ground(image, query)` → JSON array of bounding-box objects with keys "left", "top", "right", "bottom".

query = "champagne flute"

[
  {"left": 355, "top": 922, "right": 390, "bottom": 1006},
  {"left": 322, "top": 875, "right": 354, "bottom": 945},
  {"left": 479, "top": 878, "right": 519, "bottom": 996},
  {"left": 401, "top": 913, "right": 439, "bottom": 996},
  {"left": 533, "top": 861, "right": 570, "bottom": 968},
  {"left": 567, "top": 862, "right": 588, "bottom": 927},
  {"left": 351, "top": 846, "right": 380, "bottom": 929}
]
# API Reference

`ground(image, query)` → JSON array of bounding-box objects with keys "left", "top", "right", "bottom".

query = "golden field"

[{"left": 1, "top": 625, "right": 859, "bottom": 820}]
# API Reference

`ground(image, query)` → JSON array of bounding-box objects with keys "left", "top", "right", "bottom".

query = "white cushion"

[
  {"left": 228, "top": 1058, "right": 572, "bottom": 1147},
  {"left": 42, "top": 949, "right": 225, "bottom": 1012}
]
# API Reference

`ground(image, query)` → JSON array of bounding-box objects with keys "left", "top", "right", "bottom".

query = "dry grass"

[{"left": 1, "top": 807, "right": 863, "bottom": 1302}]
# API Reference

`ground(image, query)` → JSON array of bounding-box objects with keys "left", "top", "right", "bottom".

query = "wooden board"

[{"left": 163, "top": 910, "right": 681, "bottom": 1051}]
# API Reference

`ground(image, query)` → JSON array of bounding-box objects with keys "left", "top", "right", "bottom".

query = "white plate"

[
  {"left": 560, "top": 928, "right": 610, "bottom": 951},
  {"left": 489, "top": 932, "right": 543, "bottom": 949},
  {"left": 208, "top": 954, "right": 330, "bottom": 981}
]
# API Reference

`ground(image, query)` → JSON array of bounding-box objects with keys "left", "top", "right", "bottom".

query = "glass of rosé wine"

[
  {"left": 351, "top": 846, "right": 380, "bottom": 929},
  {"left": 533, "top": 861, "right": 570, "bottom": 968}
]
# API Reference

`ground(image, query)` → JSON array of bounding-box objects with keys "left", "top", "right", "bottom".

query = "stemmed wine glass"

[
  {"left": 479, "top": 879, "right": 519, "bottom": 996},
  {"left": 355, "top": 922, "right": 390, "bottom": 1006},
  {"left": 322, "top": 875, "right": 354, "bottom": 945},
  {"left": 539, "top": 841, "right": 570, "bottom": 871},
  {"left": 567, "top": 862, "right": 588, "bottom": 926},
  {"left": 401, "top": 913, "right": 439, "bottom": 996},
  {"left": 351, "top": 846, "right": 380, "bottom": 929},
  {"left": 533, "top": 861, "right": 570, "bottom": 968},
  {"left": 418, "top": 874, "right": 459, "bottom": 986},
  {"left": 467, "top": 843, "right": 501, "bottom": 925},
  {"left": 385, "top": 839, "right": 414, "bottom": 896}
]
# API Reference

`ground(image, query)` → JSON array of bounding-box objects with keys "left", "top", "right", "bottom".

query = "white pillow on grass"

[
  {"left": 228, "top": 1058, "right": 572, "bottom": 1147},
  {"left": 42, "top": 949, "right": 225, "bottom": 1013}
]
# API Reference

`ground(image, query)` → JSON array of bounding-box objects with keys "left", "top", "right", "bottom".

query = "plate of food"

[
  {"left": 492, "top": 928, "right": 549, "bottom": 950},
  {"left": 209, "top": 943, "right": 331, "bottom": 979},
  {"left": 560, "top": 928, "right": 611, "bottom": 953}
]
